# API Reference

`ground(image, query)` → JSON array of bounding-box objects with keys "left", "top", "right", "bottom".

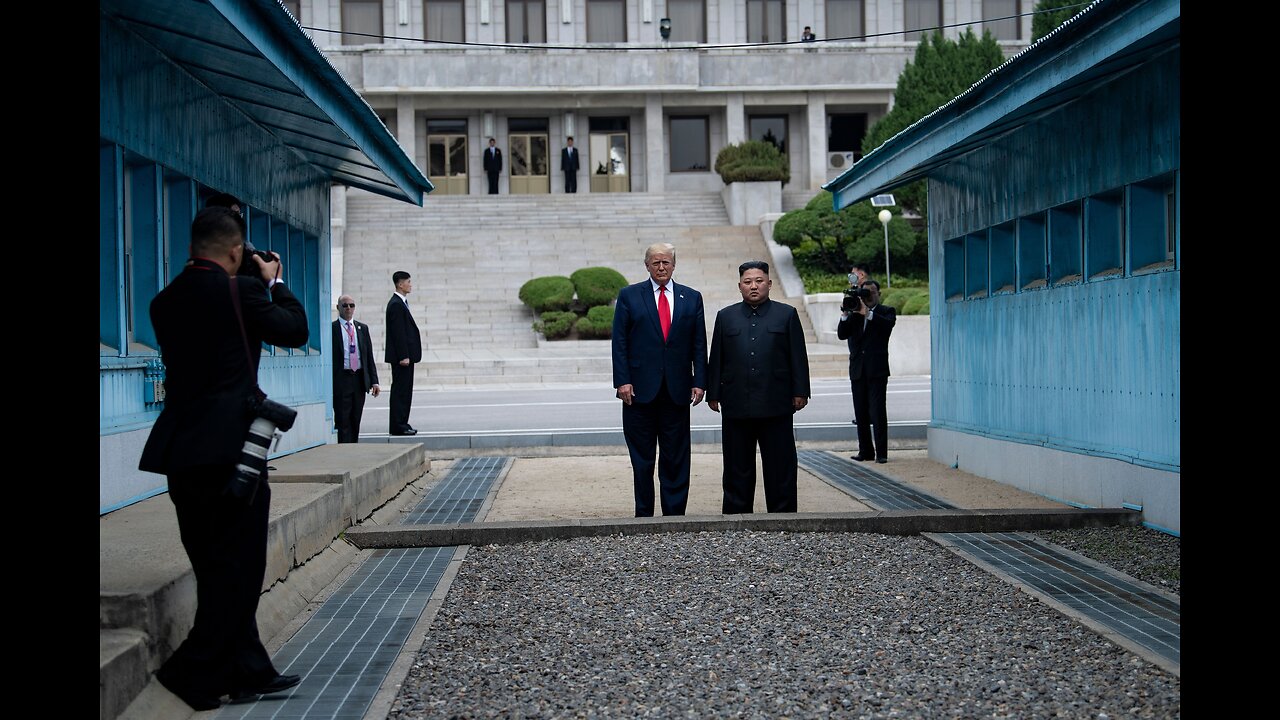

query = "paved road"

[{"left": 353, "top": 375, "right": 931, "bottom": 438}]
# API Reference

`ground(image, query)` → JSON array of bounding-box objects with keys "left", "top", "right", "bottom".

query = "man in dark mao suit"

[
  {"left": 332, "top": 294, "right": 380, "bottom": 443},
  {"left": 611, "top": 242, "right": 707, "bottom": 517},
  {"left": 837, "top": 279, "right": 896, "bottom": 463},
  {"left": 385, "top": 271, "right": 422, "bottom": 435},
  {"left": 483, "top": 137, "right": 503, "bottom": 194},
  {"left": 561, "top": 136, "right": 580, "bottom": 193},
  {"left": 706, "top": 261, "right": 811, "bottom": 514},
  {"left": 139, "top": 207, "right": 308, "bottom": 710}
]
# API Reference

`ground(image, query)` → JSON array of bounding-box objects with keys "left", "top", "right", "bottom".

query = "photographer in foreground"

[
  {"left": 837, "top": 279, "right": 897, "bottom": 464},
  {"left": 139, "top": 206, "right": 309, "bottom": 710}
]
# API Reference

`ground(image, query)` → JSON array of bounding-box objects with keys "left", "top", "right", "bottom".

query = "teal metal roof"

[
  {"left": 99, "top": 0, "right": 433, "bottom": 204},
  {"left": 823, "top": 0, "right": 1180, "bottom": 211}
]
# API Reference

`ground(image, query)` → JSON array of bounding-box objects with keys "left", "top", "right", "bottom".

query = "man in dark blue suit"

[
  {"left": 837, "top": 279, "right": 896, "bottom": 463},
  {"left": 611, "top": 242, "right": 708, "bottom": 516}
]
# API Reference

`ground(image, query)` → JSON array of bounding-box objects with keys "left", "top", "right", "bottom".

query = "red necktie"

[
  {"left": 658, "top": 286, "right": 671, "bottom": 342},
  {"left": 346, "top": 322, "right": 360, "bottom": 371}
]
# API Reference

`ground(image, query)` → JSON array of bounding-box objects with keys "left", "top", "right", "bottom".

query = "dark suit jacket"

[
  {"left": 483, "top": 147, "right": 503, "bottom": 174},
  {"left": 611, "top": 280, "right": 707, "bottom": 405},
  {"left": 561, "top": 147, "right": 579, "bottom": 173},
  {"left": 384, "top": 294, "right": 422, "bottom": 364},
  {"left": 139, "top": 259, "right": 309, "bottom": 474},
  {"left": 706, "top": 299, "right": 811, "bottom": 418},
  {"left": 836, "top": 303, "right": 897, "bottom": 380},
  {"left": 332, "top": 318, "right": 380, "bottom": 392}
]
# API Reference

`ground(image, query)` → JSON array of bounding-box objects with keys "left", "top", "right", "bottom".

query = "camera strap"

[{"left": 228, "top": 276, "right": 265, "bottom": 399}]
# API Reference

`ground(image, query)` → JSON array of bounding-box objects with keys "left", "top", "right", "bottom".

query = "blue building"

[
  {"left": 825, "top": 0, "right": 1179, "bottom": 533},
  {"left": 99, "top": 0, "right": 433, "bottom": 514}
]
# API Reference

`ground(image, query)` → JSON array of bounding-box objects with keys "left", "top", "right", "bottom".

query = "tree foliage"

[
  {"left": 773, "top": 191, "right": 919, "bottom": 276},
  {"left": 1032, "top": 0, "right": 1085, "bottom": 42},
  {"left": 860, "top": 29, "right": 1006, "bottom": 216}
]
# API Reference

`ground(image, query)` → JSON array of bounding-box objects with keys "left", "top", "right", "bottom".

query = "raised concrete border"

[
  {"left": 100, "top": 444, "right": 430, "bottom": 720},
  {"left": 344, "top": 507, "right": 1140, "bottom": 549}
]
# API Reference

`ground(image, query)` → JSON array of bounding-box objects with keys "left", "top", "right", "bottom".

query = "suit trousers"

[
  {"left": 851, "top": 377, "right": 889, "bottom": 460},
  {"left": 157, "top": 466, "right": 278, "bottom": 698},
  {"left": 564, "top": 171, "right": 577, "bottom": 193},
  {"left": 487, "top": 172, "right": 499, "bottom": 194},
  {"left": 622, "top": 382, "right": 690, "bottom": 517},
  {"left": 721, "top": 414, "right": 798, "bottom": 514},
  {"left": 390, "top": 363, "right": 415, "bottom": 433},
  {"left": 334, "top": 370, "right": 367, "bottom": 443}
]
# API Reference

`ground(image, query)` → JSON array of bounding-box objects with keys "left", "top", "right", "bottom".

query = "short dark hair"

[
  {"left": 205, "top": 192, "right": 242, "bottom": 210},
  {"left": 738, "top": 260, "right": 770, "bottom": 276},
  {"left": 566, "top": 136, "right": 574, "bottom": 141},
  {"left": 190, "top": 207, "right": 245, "bottom": 256},
  {"left": 860, "top": 279, "right": 881, "bottom": 291},
  {"left": 852, "top": 263, "right": 871, "bottom": 274},
  {"left": 393, "top": 271, "right": 411, "bottom": 285}
]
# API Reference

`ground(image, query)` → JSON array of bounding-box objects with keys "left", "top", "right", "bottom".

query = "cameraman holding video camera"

[
  {"left": 139, "top": 205, "right": 308, "bottom": 710},
  {"left": 837, "top": 276, "right": 896, "bottom": 464}
]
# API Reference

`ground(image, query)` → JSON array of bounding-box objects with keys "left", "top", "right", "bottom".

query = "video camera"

[
  {"left": 238, "top": 240, "right": 277, "bottom": 277},
  {"left": 842, "top": 286, "right": 872, "bottom": 312}
]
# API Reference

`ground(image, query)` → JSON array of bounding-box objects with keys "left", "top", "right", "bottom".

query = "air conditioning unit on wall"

[{"left": 828, "top": 151, "right": 855, "bottom": 170}]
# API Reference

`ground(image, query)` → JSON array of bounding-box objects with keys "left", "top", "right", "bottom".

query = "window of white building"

[
  {"left": 747, "top": 0, "right": 786, "bottom": 43},
  {"left": 904, "top": 0, "right": 941, "bottom": 41},
  {"left": 982, "top": 0, "right": 1020, "bottom": 41},
  {"left": 667, "top": 0, "right": 706, "bottom": 43},
  {"left": 587, "top": 0, "right": 627, "bottom": 42},
  {"left": 670, "top": 116, "right": 710, "bottom": 172},
  {"left": 507, "top": 0, "right": 546, "bottom": 43},
  {"left": 426, "top": 0, "right": 465, "bottom": 43},
  {"left": 341, "top": 0, "right": 383, "bottom": 45},
  {"left": 826, "top": 0, "right": 865, "bottom": 40}
]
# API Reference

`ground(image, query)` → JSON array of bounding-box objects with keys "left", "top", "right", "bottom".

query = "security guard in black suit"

[
  {"left": 332, "top": 294, "right": 380, "bottom": 442},
  {"left": 837, "top": 279, "right": 897, "bottom": 463},
  {"left": 706, "top": 261, "right": 811, "bottom": 513}
]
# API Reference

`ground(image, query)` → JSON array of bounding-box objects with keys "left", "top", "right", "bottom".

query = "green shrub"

[
  {"left": 879, "top": 288, "right": 910, "bottom": 312},
  {"left": 900, "top": 291, "right": 930, "bottom": 315},
  {"left": 534, "top": 311, "right": 577, "bottom": 339},
  {"left": 714, "top": 140, "right": 790, "bottom": 184},
  {"left": 570, "top": 267, "right": 627, "bottom": 308},
  {"left": 519, "top": 276, "right": 575, "bottom": 313},
  {"left": 575, "top": 305, "right": 615, "bottom": 339}
]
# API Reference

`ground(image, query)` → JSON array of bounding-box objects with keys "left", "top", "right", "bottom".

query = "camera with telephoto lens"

[
  {"left": 238, "top": 240, "right": 277, "bottom": 277},
  {"left": 227, "top": 393, "right": 298, "bottom": 504},
  {"left": 842, "top": 286, "right": 873, "bottom": 312}
]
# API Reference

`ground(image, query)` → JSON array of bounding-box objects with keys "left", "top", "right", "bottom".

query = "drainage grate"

[
  {"left": 929, "top": 532, "right": 1180, "bottom": 671},
  {"left": 216, "top": 456, "right": 512, "bottom": 719},
  {"left": 797, "top": 449, "right": 955, "bottom": 510}
]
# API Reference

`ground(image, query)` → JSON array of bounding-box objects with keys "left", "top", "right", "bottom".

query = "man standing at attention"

[
  {"left": 561, "top": 136, "right": 580, "bottom": 193},
  {"left": 332, "top": 294, "right": 380, "bottom": 443},
  {"left": 837, "top": 279, "right": 896, "bottom": 463},
  {"left": 706, "top": 261, "right": 811, "bottom": 514},
  {"left": 385, "top": 271, "right": 422, "bottom": 436},
  {"left": 611, "top": 242, "right": 707, "bottom": 517},
  {"left": 139, "top": 206, "right": 308, "bottom": 710},
  {"left": 483, "top": 137, "right": 503, "bottom": 195}
]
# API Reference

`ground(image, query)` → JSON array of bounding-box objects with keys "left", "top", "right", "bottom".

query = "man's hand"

[
  {"left": 370, "top": 384, "right": 381, "bottom": 397},
  {"left": 793, "top": 396, "right": 808, "bottom": 412},
  {"left": 616, "top": 384, "right": 635, "bottom": 405},
  {"left": 707, "top": 400, "right": 720, "bottom": 413},
  {"left": 399, "top": 358, "right": 410, "bottom": 367},
  {"left": 252, "top": 250, "right": 282, "bottom": 286},
  {"left": 691, "top": 387, "right": 705, "bottom": 406}
]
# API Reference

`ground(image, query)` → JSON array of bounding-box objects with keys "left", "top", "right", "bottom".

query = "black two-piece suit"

[
  {"left": 384, "top": 294, "right": 422, "bottom": 434},
  {"left": 706, "top": 299, "right": 811, "bottom": 513},
  {"left": 332, "top": 318, "right": 380, "bottom": 443},
  {"left": 837, "top": 303, "right": 897, "bottom": 461},
  {"left": 483, "top": 146, "right": 503, "bottom": 194},
  {"left": 561, "top": 145, "right": 579, "bottom": 193},
  {"left": 611, "top": 279, "right": 707, "bottom": 516},
  {"left": 139, "top": 258, "right": 308, "bottom": 704}
]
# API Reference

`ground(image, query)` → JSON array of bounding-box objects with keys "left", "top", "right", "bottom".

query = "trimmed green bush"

[
  {"left": 534, "top": 311, "right": 577, "bottom": 339},
  {"left": 519, "top": 276, "right": 575, "bottom": 313},
  {"left": 575, "top": 305, "right": 615, "bottom": 339},
  {"left": 900, "top": 291, "right": 930, "bottom": 315},
  {"left": 570, "top": 267, "right": 627, "bottom": 308},
  {"left": 714, "top": 140, "right": 790, "bottom": 184},
  {"left": 879, "top": 288, "right": 910, "bottom": 312}
]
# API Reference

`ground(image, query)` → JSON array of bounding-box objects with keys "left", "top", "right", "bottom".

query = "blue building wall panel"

[{"left": 928, "top": 46, "right": 1179, "bottom": 472}]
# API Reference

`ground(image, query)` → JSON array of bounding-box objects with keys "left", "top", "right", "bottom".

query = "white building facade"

[{"left": 284, "top": 0, "right": 1032, "bottom": 195}]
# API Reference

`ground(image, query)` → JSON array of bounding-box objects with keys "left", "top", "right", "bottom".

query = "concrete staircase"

[{"left": 340, "top": 190, "right": 844, "bottom": 386}]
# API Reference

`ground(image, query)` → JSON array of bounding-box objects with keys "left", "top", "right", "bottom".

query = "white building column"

[
  {"left": 396, "top": 95, "right": 416, "bottom": 170},
  {"left": 330, "top": 184, "right": 347, "bottom": 313},
  {"left": 807, "top": 92, "right": 827, "bottom": 191},
  {"left": 726, "top": 93, "right": 746, "bottom": 145},
  {"left": 645, "top": 93, "right": 664, "bottom": 193}
]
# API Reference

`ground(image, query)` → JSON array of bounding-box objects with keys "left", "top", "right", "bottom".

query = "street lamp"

[{"left": 878, "top": 208, "right": 893, "bottom": 288}]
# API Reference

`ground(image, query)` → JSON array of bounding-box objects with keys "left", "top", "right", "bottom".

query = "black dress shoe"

[
  {"left": 156, "top": 670, "right": 222, "bottom": 711},
  {"left": 390, "top": 428, "right": 418, "bottom": 436},
  {"left": 876, "top": 458, "right": 888, "bottom": 464},
  {"left": 231, "top": 674, "right": 301, "bottom": 701},
  {"left": 849, "top": 455, "right": 873, "bottom": 462}
]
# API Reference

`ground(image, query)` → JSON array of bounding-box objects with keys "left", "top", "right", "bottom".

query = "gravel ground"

[
  {"left": 1033, "top": 526, "right": 1180, "bottom": 595},
  {"left": 389, "top": 531, "right": 1179, "bottom": 719}
]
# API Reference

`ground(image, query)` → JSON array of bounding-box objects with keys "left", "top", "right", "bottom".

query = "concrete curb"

[{"left": 344, "top": 507, "right": 1140, "bottom": 549}]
